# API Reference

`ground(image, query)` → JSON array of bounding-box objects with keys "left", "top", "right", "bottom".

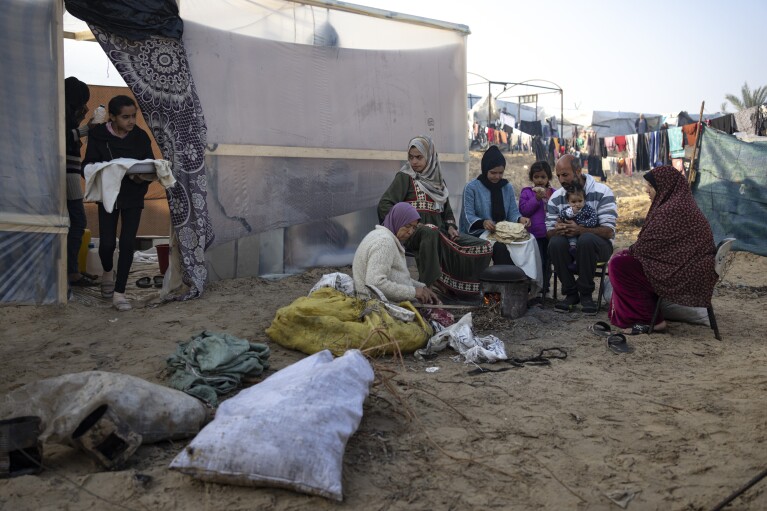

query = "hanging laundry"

[
  {"left": 635, "top": 134, "right": 650, "bottom": 171},
  {"left": 682, "top": 123, "right": 699, "bottom": 149},
  {"left": 625, "top": 134, "right": 638, "bottom": 159},
  {"left": 709, "top": 114, "right": 735, "bottom": 134},
  {"left": 519, "top": 120, "right": 543, "bottom": 136},
  {"left": 624, "top": 157, "right": 633, "bottom": 176},
  {"left": 648, "top": 132, "right": 659, "bottom": 166},
  {"left": 668, "top": 127, "right": 684, "bottom": 158},
  {"left": 487, "top": 127, "right": 495, "bottom": 144},
  {"left": 615, "top": 135, "right": 627, "bottom": 152},
  {"left": 604, "top": 136, "right": 616, "bottom": 152},
  {"left": 587, "top": 155, "right": 606, "bottom": 181},
  {"left": 659, "top": 129, "right": 670, "bottom": 165}
]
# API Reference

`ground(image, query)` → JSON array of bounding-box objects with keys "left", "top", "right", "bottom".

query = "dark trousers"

[
  {"left": 404, "top": 225, "right": 441, "bottom": 286},
  {"left": 66, "top": 199, "right": 87, "bottom": 276},
  {"left": 98, "top": 204, "right": 143, "bottom": 294},
  {"left": 536, "top": 237, "right": 550, "bottom": 292},
  {"left": 548, "top": 233, "right": 612, "bottom": 297},
  {"left": 491, "top": 242, "right": 514, "bottom": 265}
]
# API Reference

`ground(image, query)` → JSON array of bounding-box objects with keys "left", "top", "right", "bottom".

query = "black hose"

[{"left": 709, "top": 467, "right": 767, "bottom": 511}]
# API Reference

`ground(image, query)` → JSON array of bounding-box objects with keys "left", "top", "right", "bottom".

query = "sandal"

[
  {"left": 136, "top": 277, "right": 152, "bottom": 289},
  {"left": 69, "top": 274, "right": 98, "bottom": 287},
  {"left": 112, "top": 293, "right": 131, "bottom": 312},
  {"left": 101, "top": 279, "right": 115, "bottom": 299},
  {"left": 589, "top": 321, "right": 612, "bottom": 337},
  {"left": 153, "top": 275, "right": 164, "bottom": 288},
  {"left": 625, "top": 324, "right": 651, "bottom": 336},
  {"left": 607, "top": 333, "right": 634, "bottom": 354}
]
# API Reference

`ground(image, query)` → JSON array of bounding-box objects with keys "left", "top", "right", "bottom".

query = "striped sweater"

[{"left": 545, "top": 173, "right": 617, "bottom": 239}]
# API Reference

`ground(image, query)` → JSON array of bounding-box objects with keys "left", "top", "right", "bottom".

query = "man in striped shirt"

[{"left": 546, "top": 154, "right": 617, "bottom": 313}]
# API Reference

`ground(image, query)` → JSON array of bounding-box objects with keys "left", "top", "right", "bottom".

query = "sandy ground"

[{"left": 1, "top": 150, "right": 766, "bottom": 511}]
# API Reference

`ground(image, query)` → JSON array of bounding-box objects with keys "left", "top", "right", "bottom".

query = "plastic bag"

[{"left": 415, "top": 313, "right": 508, "bottom": 364}]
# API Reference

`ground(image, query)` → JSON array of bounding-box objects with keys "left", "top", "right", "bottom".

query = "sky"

[
  {"left": 65, "top": 0, "right": 767, "bottom": 119},
  {"left": 358, "top": 0, "right": 767, "bottom": 117}
]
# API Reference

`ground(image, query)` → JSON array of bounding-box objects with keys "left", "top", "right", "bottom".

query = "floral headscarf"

[{"left": 397, "top": 135, "right": 449, "bottom": 210}]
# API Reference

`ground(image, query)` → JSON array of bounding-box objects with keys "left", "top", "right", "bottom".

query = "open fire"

[{"left": 483, "top": 292, "right": 502, "bottom": 306}]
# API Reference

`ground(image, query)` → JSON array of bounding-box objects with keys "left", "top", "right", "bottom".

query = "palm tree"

[{"left": 722, "top": 82, "right": 767, "bottom": 112}]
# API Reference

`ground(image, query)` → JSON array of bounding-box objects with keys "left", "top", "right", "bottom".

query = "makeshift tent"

[
  {"left": 693, "top": 126, "right": 767, "bottom": 257},
  {"left": 0, "top": 0, "right": 67, "bottom": 304},
  {"left": 0, "top": 0, "right": 470, "bottom": 303},
  {"left": 468, "top": 95, "right": 544, "bottom": 126},
  {"left": 561, "top": 111, "right": 663, "bottom": 138}
]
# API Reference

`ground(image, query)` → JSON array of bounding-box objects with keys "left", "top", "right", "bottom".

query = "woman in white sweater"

[{"left": 353, "top": 203, "right": 440, "bottom": 304}]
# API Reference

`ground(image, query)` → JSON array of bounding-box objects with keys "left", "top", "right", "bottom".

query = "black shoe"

[
  {"left": 580, "top": 294, "right": 598, "bottom": 314},
  {"left": 555, "top": 294, "right": 580, "bottom": 312}
]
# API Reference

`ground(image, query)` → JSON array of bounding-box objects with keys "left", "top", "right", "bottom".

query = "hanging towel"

[
  {"left": 668, "top": 127, "right": 685, "bottom": 158},
  {"left": 615, "top": 135, "right": 627, "bottom": 152}
]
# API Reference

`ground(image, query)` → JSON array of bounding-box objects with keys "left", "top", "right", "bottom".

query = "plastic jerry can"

[
  {"left": 86, "top": 244, "right": 118, "bottom": 276},
  {"left": 78, "top": 228, "right": 91, "bottom": 273}
]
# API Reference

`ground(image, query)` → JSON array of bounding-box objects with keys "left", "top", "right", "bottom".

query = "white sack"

[
  {"left": 0, "top": 371, "right": 209, "bottom": 445},
  {"left": 170, "top": 349, "right": 374, "bottom": 501}
]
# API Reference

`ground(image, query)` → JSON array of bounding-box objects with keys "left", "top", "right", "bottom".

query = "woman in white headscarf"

[{"left": 378, "top": 135, "right": 493, "bottom": 297}]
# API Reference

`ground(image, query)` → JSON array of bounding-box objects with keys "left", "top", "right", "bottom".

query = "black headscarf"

[
  {"left": 64, "top": 77, "right": 90, "bottom": 155},
  {"left": 479, "top": 146, "right": 509, "bottom": 222}
]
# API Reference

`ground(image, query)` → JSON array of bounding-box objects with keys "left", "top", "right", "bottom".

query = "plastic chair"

[
  {"left": 551, "top": 260, "right": 609, "bottom": 312},
  {"left": 649, "top": 238, "right": 735, "bottom": 340}
]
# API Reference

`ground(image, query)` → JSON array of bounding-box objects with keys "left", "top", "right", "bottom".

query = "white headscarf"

[{"left": 398, "top": 135, "right": 449, "bottom": 210}]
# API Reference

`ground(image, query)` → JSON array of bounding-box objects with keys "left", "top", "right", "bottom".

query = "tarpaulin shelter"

[
  {"left": 0, "top": 0, "right": 470, "bottom": 303},
  {"left": 561, "top": 111, "right": 663, "bottom": 138},
  {"left": 693, "top": 126, "right": 767, "bottom": 257}
]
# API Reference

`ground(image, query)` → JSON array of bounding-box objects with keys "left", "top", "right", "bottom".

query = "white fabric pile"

[{"left": 415, "top": 313, "right": 508, "bottom": 364}]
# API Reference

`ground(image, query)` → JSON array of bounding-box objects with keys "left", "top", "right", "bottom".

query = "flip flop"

[
  {"left": 607, "top": 333, "right": 634, "bottom": 354},
  {"left": 153, "top": 275, "right": 164, "bottom": 288},
  {"left": 136, "top": 277, "right": 153, "bottom": 289},
  {"left": 625, "top": 324, "right": 651, "bottom": 336},
  {"left": 69, "top": 275, "right": 98, "bottom": 287},
  {"left": 589, "top": 321, "right": 612, "bottom": 337}
]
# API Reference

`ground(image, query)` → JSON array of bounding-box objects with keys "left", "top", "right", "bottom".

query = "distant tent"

[{"left": 562, "top": 111, "right": 663, "bottom": 138}]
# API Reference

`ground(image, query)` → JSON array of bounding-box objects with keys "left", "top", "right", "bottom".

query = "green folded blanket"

[{"left": 166, "top": 331, "right": 270, "bottom": 406}]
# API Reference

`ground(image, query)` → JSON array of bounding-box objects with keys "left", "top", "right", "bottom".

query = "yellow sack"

[{"left": 266, "top": 288, "right": 433, "bottom": 356}]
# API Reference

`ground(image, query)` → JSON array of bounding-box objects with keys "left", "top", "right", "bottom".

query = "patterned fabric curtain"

[{"left": 90, "top": 25, "right": 214, "bottom": 299}]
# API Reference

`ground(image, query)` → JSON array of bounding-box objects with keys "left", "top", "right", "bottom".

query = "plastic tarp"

[
  {"left": 178, "top": 0, "right": 469, "bottom": 277},
  {"left": 0, "top": 0, "right": 67, "bottom": 304},
  {"left": 64, "top": 0, "right": 182, "bottom": 40},
  {"left": 561, "top": 110, "right": 663, "bottom": 138},
  {"left": 693, "top": 126, "right": 767, "bottom": 256},
  {"left": 468, "top": 95, "right": 543, "bottom": 126}
]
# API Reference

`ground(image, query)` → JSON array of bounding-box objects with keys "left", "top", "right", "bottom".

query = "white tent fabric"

[
  {"left": 178, "top": 1, "right": 471, "bottom": 277},
  {"left": 0, "top": 0, "right": 67, "bottom": 304},
  {"left": 468, "top": 95, "right": 544, "bottom": 126}
]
